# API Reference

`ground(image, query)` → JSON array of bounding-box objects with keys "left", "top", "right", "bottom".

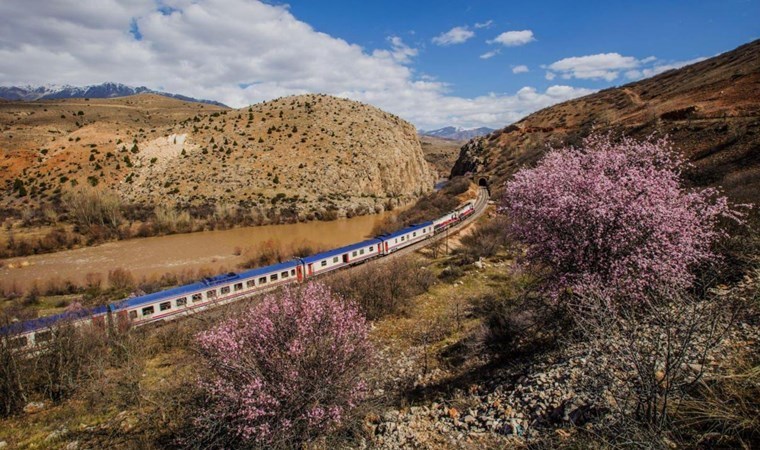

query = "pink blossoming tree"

[
  {"left": 195, "top": 282, "right": 373, "bottom": 447},
  {"left": 501, "top": 134, "right": 739, "bottom": 303}
]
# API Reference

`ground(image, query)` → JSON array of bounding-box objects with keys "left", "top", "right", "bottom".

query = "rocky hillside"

[
  {"left": 419, "top": 135, "right": 466, "bottom": 178},
  {"left": 452, "top": 40, "right": 760, "bottom": 203},
  {"left": 0, "top": 93, "right": 434, "bottom": 221}
]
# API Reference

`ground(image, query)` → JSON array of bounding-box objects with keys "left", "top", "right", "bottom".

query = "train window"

[
  {"left": 291, "top": 269, "right": 296, "bottom": 276},
  {"left": 142, "top": 306, "right": 155, "bottom": 316},
  {"left": 281, "top": 271, "right": 289, "bottom": 278},
  {"left": 271, "top": 274, "right": 278, "bottom": 281},
  {"left": 160, "top": 302, "right": 171, "bottom": 311},
  {"left": 369, "top": 246, "right": 374, "bottom": 252},
  {"left": 360, "top": 249, "right": 364, "bottom": 255},
  {"left": 129, "top": 310, "right": 138, "bottom": 319},
  {"left": 192, "top": 293, "right": 202, "bottom": 302},
  {"left": 234, "top": 283, "right": 243, "bottom": 291},
  {"left": 247, "top": 280, "right": 255, "bottom": 288},
  {"left": 176, "top": 297, "right": 187, "bottom": 307},
  {"left": 207, "top": 290, "right": 217, "bottom": 299},
  {"left": 413, "top": 232, "right": 417, "bottom": 237},
  {"left": 36, "top": 331, "right": 52, "bottom": 343},
  {"left": 321, "top": 260, "right": 327, "bottom": 267},
  {"left": 401, "top": 236, "right": 405, "bottom": 241},
  {"left": 221, "top": 286, "right": 231, "bottom": 295},
  {"left": 352, "top": 251, "right": 357, "bottom": 257},
  {"left": 259, "top": 277, "right": 267, "bottom": 284},
  {"left": 394, "top": 238, "right": 398, "bottom": 243},
  {"left": 10, "top": 336, "right": 27, "bottom": 348},
  {"left": 333, "top": 257, "right": 339, "bottom": 263}
]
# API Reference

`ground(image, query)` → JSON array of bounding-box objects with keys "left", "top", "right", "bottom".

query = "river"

[{"left": 0, "top": 212, "right": 394, "bottom": 293}]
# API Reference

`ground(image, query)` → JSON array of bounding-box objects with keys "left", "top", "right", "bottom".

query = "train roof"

[
  {"left": 300, "top": 238, "right": 382, "bottom": 264},
  {"left": 378, "top": 221, "right": 434, "bottom": 241},
  {"left": 111, "top": 260, "right": 303, "bottom": 311},
  {"left": 0, "top": 305, "right": 108, "bottom": 335},
  {"left": 237, "top": 259, "right": 300, "bottom": 279}
]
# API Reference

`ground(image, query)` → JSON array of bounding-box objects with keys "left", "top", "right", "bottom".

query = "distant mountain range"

[
  {"left": 0, "top": 82, "right": 228, "bottom": 107},
  {"left": 419, "top": 126, "right": 495, "bottom": 141}
]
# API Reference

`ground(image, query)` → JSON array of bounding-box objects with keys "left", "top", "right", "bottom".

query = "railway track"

[{"left": 392, "top": 186, "right": 490, "bottom": 258}]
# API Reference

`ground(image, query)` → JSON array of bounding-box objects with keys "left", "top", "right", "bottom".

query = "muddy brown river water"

[{"left": 0, "top": 212, "right": 394, "bottom": 293}]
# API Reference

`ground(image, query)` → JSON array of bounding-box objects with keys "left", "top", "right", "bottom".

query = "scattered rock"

[{"left": 23, "top": 401, "right": 46, "bottom": 414}]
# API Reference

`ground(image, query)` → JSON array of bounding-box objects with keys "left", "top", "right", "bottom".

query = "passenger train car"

[{"left": 1, "top": 198, "right": 480, "bottom": 351}]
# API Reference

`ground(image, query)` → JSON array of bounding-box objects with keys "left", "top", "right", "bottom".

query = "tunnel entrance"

[{"left": 477, "top": 177, "right": 491, "bottom": 197}]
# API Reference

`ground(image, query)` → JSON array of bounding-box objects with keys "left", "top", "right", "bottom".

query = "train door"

[
  {"left": 296, "top": 265, "right": 303, "bottom": 281},
  {"left": 307, "top": 263, "right": 314, "bottom": 276},
  {"left": 116, "top": 310, "right": 130, "bottom": 331},
  {"left": 384, "top": 242, "right": 389, "bottom": 253},
  {"left": 342, "top": 253, "right": 349, "bottom": 263},
  {"left": 92, "top": 315, "right": 106, "bottom": 329}
]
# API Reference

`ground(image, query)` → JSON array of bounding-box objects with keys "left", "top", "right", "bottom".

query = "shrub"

[
  {"left": 32, "top": 315, "right": 107, "bottom": 402},
  {"left": 108, "top": 267, "right": 135, "bottom": 292},
  {"left": 328, "top": 256, "right": 436, "bottom": 320},
  {"left": 456, "top": 216, "right": 512, "bottom": 262},
  {"left": 501, "top": 134, "right": 740, "bottom": 303},
  {"left": 63, "top": 185, "right": 123, "bottom": 236},
  {"left": 195, "top": 282, "right": 372, "bottom": 447},
  {"left": 0, "top": 316, "right": 27, "bottom": 417}
]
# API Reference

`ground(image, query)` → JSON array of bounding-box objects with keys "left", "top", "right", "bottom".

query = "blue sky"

[
  {"left": 286, "top": 0, "right": 758, "bottom": 99},
  {"left": 0, "top": 0, "right": 757, "bottom": 129}
]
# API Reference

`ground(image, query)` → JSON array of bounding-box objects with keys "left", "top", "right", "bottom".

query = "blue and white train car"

[
  {"left": 0, "top": 305, "right": 108, "bottom": 350},
  {"left": 378, "top": 221, "right": 434, "bottom": 254},
  {"left": 300, "top": 238, "right": 382, "bottom": 277},
  {"left": 110, "top": 260, "right": 302, "bottom": 326}
]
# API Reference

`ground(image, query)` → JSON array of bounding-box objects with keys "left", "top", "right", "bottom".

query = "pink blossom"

[
  {"left": 195, "top": 282, "right": 373, "bottom": 445},
  {"left": 501, "top": 133, "right": 741, "bottom": 303}
]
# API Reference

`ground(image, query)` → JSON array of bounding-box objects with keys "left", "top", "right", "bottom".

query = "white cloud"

[
  {"left": 544, "top": 53, "right": 642, "bottom": 81},
  {"left": 374, "top": 36, "right": 418, "bottom": 64},
  {"left": 512, "top": 65, "right": 529, "bottom": 74},
  {"left": 474, "top": 20, "right": 493, "bottom": 29},
  {"left": 544, "top": 52, "right": 707, "bottom": 82},
  {"left": 0, "top": 0, "right": 592, "bottom": 129},
  {"left": 545, "top": 71, "right": 556, "bottom": 80},
  {"left": 432, "top": 26, "right": 474, "bottom": 46},
  {"left": 479, "top": 50, "right": 499, "bottom": 59},
  {"left": 487, "top": 30, "right": 535, "bottom": 47}
]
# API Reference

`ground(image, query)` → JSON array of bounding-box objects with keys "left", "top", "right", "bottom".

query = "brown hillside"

[
  {"left": 452, "top": 40, "right": 760, "bottom": 203},
  {"left": 1, "top": 93, "right": 434, "bottom": 221},
  {"left": 419, "top": 135, "right": 465, "bottom": 178}
]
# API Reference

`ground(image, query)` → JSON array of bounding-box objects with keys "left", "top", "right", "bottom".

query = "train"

[{"left": 1, "top": 199, "right": 477, "bottom": 350}]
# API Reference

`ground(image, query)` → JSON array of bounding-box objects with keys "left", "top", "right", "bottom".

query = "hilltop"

[
  {"left": 0, "top": 93, "right": 434, "bottom": 225},
  {"left": 452, "top": 40, "right": 760, "bottom": 203}
]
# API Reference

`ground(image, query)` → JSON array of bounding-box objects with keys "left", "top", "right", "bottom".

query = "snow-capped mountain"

[
  {"left": 0, "top": 82, "right": 228, "bottom": 107},
  {"left": 419, "top": 126, "right": 495, "bottom": 141}
]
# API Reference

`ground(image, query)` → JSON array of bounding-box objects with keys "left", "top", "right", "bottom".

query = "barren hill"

[
  {"left": 1, "top": 93, "right": 434, "bottom": 222},
  {"left": 452, "top": 40, "right": 760, "bottom": 203}
]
